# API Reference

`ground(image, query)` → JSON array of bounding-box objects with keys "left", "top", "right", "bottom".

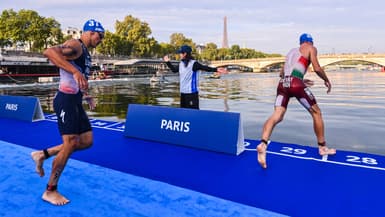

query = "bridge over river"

[{"left": 210, "top": 53, "right": 385, "bottom": 72}]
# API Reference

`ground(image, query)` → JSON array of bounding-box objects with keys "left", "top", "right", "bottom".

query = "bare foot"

[
  {"left": 257, "top": 143, "right": 268, "bottom": 169},
  {"left": 319, "top": 146, "right": 336, "bottom": 156},
  {"left": 42, "top": 190, "right": 70, "bottom": 206},
  {"left": 31, "top": 151, "right": 45, "bottom": 177}
]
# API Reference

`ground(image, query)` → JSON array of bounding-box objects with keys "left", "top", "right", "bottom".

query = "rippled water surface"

[{"left": 1, "top": 70, "right": 384, "bottom": 155}]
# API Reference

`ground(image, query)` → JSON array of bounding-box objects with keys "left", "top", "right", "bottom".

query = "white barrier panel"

[
  {"left": 124, "top": 104, "right": 244, "bottom": 155},
  {"left": 0, "top": 95, "right": 44, "bottom": 122}
]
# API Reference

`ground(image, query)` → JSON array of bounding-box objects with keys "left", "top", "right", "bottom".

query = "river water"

[{"left": 1, "top": 70, "right": 384, "bottom": 155}]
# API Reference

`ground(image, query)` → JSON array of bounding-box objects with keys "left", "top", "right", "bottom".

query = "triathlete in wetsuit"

[{"left": 257, "top": 33, "right": 336, "bottom": 169}]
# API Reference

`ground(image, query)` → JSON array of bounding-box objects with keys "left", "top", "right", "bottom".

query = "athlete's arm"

[
  {"left": 279, "top": 67, "right": 284, "bottom": 78},
  {"left": 43, "top": 39, "right": 88, "bottom": 90},
  {"left": 43, "top": 39, "right": 82, "bottom": 69},
  {"left": 310, "top": 46, "right": 331, "bottom": 93}
]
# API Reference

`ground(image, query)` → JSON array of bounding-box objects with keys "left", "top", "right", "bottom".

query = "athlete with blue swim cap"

[
  {"left": 83, "top": 19, "right": 105, "bottom": 33},
  {"left": 31, "top": 19, "right": 104, "bottom": 206},
  {"left": 299, "top": 33, "right": 313, "bottom": 44},
  {"left": 256, "top": 33, "right": 336, "bottom": 169}
]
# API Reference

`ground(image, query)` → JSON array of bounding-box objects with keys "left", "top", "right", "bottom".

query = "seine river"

[{"left": 1, "top": 70, "right": 384, "bottom": 155}]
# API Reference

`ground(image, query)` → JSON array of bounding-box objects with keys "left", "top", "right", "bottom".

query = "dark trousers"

[{"left": 180, "top": 92, "right": 199, "bottom": 109}]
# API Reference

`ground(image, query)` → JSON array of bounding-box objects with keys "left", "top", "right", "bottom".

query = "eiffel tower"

[{"left": 222, "top": 16, "right": 229, "bottom": 48}]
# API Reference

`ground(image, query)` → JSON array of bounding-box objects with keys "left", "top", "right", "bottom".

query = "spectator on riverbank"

[
  {"left": 163, "top": 45, "right": 227, "bottom": 109},
  {"left": 31, "top": 19, "right": 104, "bottom": 205},
  {"left": 257, "top": 33, "right": 336, "bottom": 169}
]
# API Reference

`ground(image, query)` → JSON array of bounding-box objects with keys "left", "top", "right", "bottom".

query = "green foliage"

[
  {"left": 168, "top": 33, "right": 195, "bottom": 59},
  {"left": 0, "top": 9, "right": 279, "bottom": 59},
  {"left": 199, "top": 43, "right": 218, "bottom": 61},
  {"left": 0, "top": 9, "right": 63, "bottom": 51},
  {"left": 199, "top": 43, "right": 282, "bottom": 61},
  {"left": 96, "top": 31, "right": 133, "bottom": 56},
  {"left": 0, "top": 9, "right": 16, "bottom": 47},
  {"left": 114, "top": 15, "right": 158, "bottom": 57},
  {"left": 158, "top": 42, "right": 175, "bottom": 57},
  {"left": 169, "top": 33, "right": 194, "bottom": 48}
]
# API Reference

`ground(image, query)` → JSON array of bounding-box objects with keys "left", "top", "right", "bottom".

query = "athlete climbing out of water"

[
  {"left": 31, "top": 19, "right": 104, "bottom": 205},
  {"left": 257, "top": 33, "right": 336, "bottom": 169}
]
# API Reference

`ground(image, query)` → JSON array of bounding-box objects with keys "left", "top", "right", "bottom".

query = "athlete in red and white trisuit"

[{"left": 257, "top": 33, "right": 336, "bottom": 169}]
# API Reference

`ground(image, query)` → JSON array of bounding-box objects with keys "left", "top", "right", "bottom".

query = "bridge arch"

[
  {"left": 213, "top": 64, "right": 253, "bottom": 73},
  {"left": 322, "top": 60, "right": 384, "bottom": 71},
  {"left": 210, "top": 54, "right": 385, "bottom": 72}
]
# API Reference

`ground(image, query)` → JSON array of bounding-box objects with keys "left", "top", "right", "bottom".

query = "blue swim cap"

[
  {"left": 299, "top": 33, "right": 313, "bottom": 44},
  {"left": 83, "top": 19, "right": 105, "bottom": 32},
  {"left": 177, "top": 45, "right": 192, "bottom": 54}
]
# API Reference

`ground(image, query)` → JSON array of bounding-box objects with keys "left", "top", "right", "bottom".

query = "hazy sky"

[{"left": 1, "top": 0, "right": 384, "bottom": 55}]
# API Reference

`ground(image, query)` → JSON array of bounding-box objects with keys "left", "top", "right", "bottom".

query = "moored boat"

[{"left": 0, "top": 51, "right": 59, "bottom": 83}]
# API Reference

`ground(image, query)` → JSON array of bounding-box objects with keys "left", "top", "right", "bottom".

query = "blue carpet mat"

[
  {"left": 0, "top": 140, "right": 285, "bottom": 217},
  {"left": 1, "top": 115, "right": 385, "bottom": 217}
]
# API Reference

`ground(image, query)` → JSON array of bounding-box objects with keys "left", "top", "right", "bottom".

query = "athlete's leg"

[
  {"left": 77, "top": 130, "right": 93, "bottom": 150},
  {"left": 261, "top": 106, "right": 286, "bottom": 142},
  {"left": 257, "top": 106, "right": 286, "bottom": 169},
  {"left": 309, "top": 104, "right": 336, "bottom": 155},
  {"left": 309, "top": 104, "right": 325, "bottom": 143},
  {"left": 42, "top": 134, "right": 78, "bottom": 206},
  {"left": 31, "top": 144, "right": 62, "bottom": 177},
  {"left": 31, "top": 131, "right": 92, "bottom": 177},
  {"left": 293, "top": 81, "right": 336, "bottom": 155}
]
